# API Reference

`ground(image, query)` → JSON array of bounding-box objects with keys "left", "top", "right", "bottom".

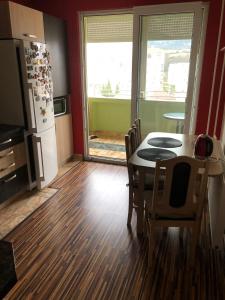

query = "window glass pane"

[
  {"left": 145, "top": 39, "right": 192, "bottom": 101},
  {"left": 138, "top": 13, "right": 194, "bottom": 136},
  {"left": 86, "top": 42, "right": 132, "bottom": 99}
]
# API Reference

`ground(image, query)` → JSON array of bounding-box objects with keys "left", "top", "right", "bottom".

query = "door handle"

[
  {"left": 35, "top": 136, "right": 45, "bottom": 182},
  {"left": 27, "top": 83, "right": 37, "bottom": 131}
]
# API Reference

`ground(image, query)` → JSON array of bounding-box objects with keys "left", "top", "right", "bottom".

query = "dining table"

[{"left": 128, "top": 132, "right": 225, "bottom": 247}]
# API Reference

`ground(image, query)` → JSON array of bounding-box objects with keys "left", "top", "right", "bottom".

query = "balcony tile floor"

[{"left": 89, "top": 136, "right": 126, "bottom": 160}]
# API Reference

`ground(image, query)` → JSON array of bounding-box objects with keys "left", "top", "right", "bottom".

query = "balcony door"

[
  {"left": 131, "top": 3, "right": 208, "bottom": 137},
  {"left": 81, "top": 4, "right": 208, "bottom": 162},
  {"left": 81, "top": 13, "right": 133, "bottom": 162}
]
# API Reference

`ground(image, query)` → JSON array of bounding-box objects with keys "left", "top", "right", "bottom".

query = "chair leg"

[
  {"left": 190, "top": 224, "right": 200, "bottom": 270},
  {"left": 148, "top": 223, "right": 155, "bottom": 268},
  {"left": 127, "top": 185, "right": 133, "bottom": 225}
]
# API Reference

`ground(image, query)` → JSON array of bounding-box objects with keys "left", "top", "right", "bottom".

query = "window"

[
  {"left": 145, "top": 39, "right": 192, "bottom": 101},
  {"left": 85, "top": 14, "right": 133, "bottom": 99},
  {"left": 141, "top": 13, "right": 194, "bottom": 102}
]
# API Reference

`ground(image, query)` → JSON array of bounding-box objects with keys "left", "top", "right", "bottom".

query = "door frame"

[
  {"left": 79, "top": 3, "right": 209, "bottom": 161},
  {"left": 79, "top": 9, "right": 133, "bottom": 161},
  {"left": 131, "top": 2, "right": 209, "bottom": 134}
]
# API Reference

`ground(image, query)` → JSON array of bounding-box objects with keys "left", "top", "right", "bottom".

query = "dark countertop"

[
  {"left": 0, "top": 125, "right": 25, "bottom": 150},
  {"left": 0, "top": 241, "right": 17, "bottom": 299}
]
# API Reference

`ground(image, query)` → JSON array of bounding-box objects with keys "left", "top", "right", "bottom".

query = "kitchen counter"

[{"left": 0, "top": 124, "right": 24, "bottom": 150}]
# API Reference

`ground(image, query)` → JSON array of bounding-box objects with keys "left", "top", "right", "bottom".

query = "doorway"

[
  {"left": 82, "top": 13, "right": 133, "bottom": 162},
  {"left": 81, "top": 3, "right": 208, "bottom": 161}
]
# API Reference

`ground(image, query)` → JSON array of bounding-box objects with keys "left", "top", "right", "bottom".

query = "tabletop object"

[
  {"left": 147, "top": 137, "right": 182, "bottom": 148},
  {"left": 137, "top": 148, "right": 177, "bottom": 161},
  {"left": 163, "top": 112, "right": 185, "bottom": 133}
]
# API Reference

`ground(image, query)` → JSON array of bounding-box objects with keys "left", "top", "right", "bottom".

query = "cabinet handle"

[
  {"left": 6, "top": 150, "right": 14, "bottom": 156},
  {"left": 0, "top": 150, "right": 13, "bottom": 158},
  {"left": 23, "top": 33, "right": 37, "bottom": 39},
  {"left": 4, "top": 174, "right": 17, "bottom": 183},
  {"left": 0, "top": 139, "right": 12, "bottom": 146},
  {"left": 0, "top": 163, "right": 15, "bottom": 172},
  {"left": 8, "top": 162, "right": 16, "bottom": 168}
]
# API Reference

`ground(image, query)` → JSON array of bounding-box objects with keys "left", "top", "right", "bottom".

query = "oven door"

[{"left": 53, "top": 97, "right": 66, "bottom": 116}]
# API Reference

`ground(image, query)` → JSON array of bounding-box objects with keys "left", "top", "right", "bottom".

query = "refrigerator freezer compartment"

[{"left": 32, "top": 127, "right": 58, "bottom": 189}]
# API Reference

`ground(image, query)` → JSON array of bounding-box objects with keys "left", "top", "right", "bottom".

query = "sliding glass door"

[
  {"left": 132, "top": 3, "right": 207, "bottom": 137},
  {"left": 81, "top": 4, "right": 207, "bottom": 161},
  {"left": 82, "top": 14, "right": 133, "bottom": 162}
]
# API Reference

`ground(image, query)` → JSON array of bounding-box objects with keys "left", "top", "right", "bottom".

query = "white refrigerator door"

[
  {"left": 20, "top": 40, "right": 55, "bottom": 133},
  {"left": 32, "top": 126, "right": 58, "bottom": 189}
]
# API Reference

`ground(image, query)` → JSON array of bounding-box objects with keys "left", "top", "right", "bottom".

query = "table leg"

[
  {"left": 176, "top": 120, "right": 184, "bottom": 133},
  {"left": 136, "top": 169, "right": 145, "bottom": 235},
  {"left": 136, "top": 206, "right": 144, "bottom": 234}
]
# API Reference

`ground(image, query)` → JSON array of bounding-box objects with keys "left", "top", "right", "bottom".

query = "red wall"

[{"left": 10, "top": 0, "right": 225, "bottom": 153}]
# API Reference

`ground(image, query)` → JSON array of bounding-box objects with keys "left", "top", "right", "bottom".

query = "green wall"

[
  {"left": 88, "top": 98, "right": 131, "bottom": 134},
  {"left": 88, "top": 97, "right": 185, "bottom": 136}
]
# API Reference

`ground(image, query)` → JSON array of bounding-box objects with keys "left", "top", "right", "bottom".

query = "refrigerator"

[{"left": 0, "top": 39, "right": 58, "bottom": 189}]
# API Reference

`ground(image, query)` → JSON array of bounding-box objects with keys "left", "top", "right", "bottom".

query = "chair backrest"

[
  {"left": 132, "top": 118, "right": 142, "bottom": 147},
  {"left": 125, "top": 127, "right": 137, "bottom": 162},
  {"left": 149, "top": 156, "right": 209, "bottom": 220},
  {"left": 125, "top": 128, "right": 138, "bottom": 184}
]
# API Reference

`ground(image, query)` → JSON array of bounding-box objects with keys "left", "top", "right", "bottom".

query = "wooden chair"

[
  {"left": 141, "top": 156, "right": 209, "bottom": 269},
  {"left": 125, "top": 128, "right": 154, "bottom": 226}
]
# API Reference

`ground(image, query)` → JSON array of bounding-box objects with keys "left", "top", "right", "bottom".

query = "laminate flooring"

[{"left": 3, "top": 162, "right": 225, "bottom": 300}]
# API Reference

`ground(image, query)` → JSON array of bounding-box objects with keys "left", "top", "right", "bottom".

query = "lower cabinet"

[
  {"left": 0, "top": 141, "right": 28, "bottom": 203},
  {"left": 0, "top": 166, "right": 28, "bottom": 204},
  {"left": 55, "top": 114, "right": 73, "bottom": 167}
]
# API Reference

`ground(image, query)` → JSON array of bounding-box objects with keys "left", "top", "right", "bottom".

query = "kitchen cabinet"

[
  {"left": 0, "top": 125, "right": 28, "bottom": 203},
  {"left": 0, "top": 1, "right": 45, "bottom": 42},
  {"left": 55, "top": 114, "right": 73, "bottom": 167},
  {"left": 44, "top": 13, "right": 70, "bottom": 97},
  {"left": 0, "top": 141, "right": 28, "bottom": 204}
]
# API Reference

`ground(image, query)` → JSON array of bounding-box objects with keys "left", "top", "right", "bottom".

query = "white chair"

[
  {"left": 125, "top": 128, "right": 154, "bottom": 226},
  {"left": 141, "top": 156, "right": 209, "bottom": 269}
]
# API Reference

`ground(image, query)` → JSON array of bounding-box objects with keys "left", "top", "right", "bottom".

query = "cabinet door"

[
  {"left": 55, "top": 114, "right": 73, "bottom": 166},
  {"left": 44, "top": 14, "right": 70, "bottom": 97},
  {"left": 0, "top": 166, "right": 28, "bottom": 204},
  {"left": 0, "top": 142, "right": 26, "bottom": 178},
  {"left": 9, "top": 2, "right": 45, "bottom": 42},
  {"left": 13, "top": 142, "right": 27, "bottom": 169},
  {"left": 0, "top": 2, "right": 45, "bottom": 42}
]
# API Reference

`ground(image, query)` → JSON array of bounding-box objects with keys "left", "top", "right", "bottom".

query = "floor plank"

[{"left": 3, "top": 162, "right": 225, "bottom": 300}]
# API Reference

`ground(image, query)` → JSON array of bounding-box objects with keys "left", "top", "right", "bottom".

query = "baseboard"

[{"left": 90, "top": 130, "right": 125, "bottom": 139}]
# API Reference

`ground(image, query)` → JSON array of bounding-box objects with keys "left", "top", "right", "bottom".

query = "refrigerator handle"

[
  {"left": 24, "top": 132, "right": 36, "bottom": 190},
  {"left": 35, "top": 136, "right": 45, "bottom": 182},
  {"left": 27, "top": 83, "right": 37, "bottom": 131}
]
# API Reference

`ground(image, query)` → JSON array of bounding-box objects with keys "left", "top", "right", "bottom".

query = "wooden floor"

[{"left": 4, "top": 162, "right": 225, "bottom": 300}]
